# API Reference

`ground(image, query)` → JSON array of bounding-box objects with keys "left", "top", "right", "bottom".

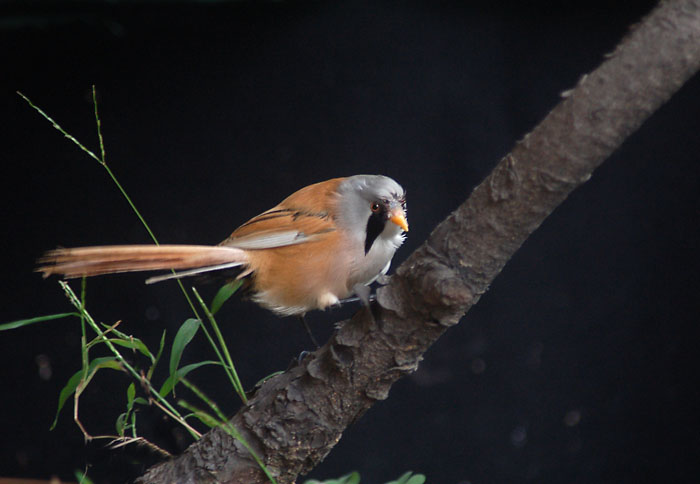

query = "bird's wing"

[
  {"left": 220, "top": 177, "right": 344, "bottom": 250},
  {"left": 220, "top": 208, "right": 337, "bottom": 249}
]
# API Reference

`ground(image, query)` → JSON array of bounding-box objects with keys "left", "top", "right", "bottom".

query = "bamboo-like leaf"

[
  {"left": 210, "top": 280, "right": 242, "bottom": 315},
  {"left": 50, "top": 371, "right": 83, "bottom": 430},
  {"left": 403, "top": 475, "right": 426, "bottom": 484},
  {"left": 178, "top": 400, "right": 221, "bottom": 428},
  {"left": 127, "top": 382, "right": 136, "bottom": 409},
  {"left": 75, "top": 469, "right": 95, "bottom": 484},
  {"left": 116, "top": 412, "right": 128, "bottom": 437},
  {"left": 303, "top": 472, "right": 361, "bottom": 484},
  {"left": 51, "top": 356, "right": 122, "bottom": 429},
  {"left": 149, "top": 329, "right": 167, "bottom": 375},
  {"left": 98, "top": 324, "right": 154, "bottom": 361},
  {"left": 99, "top": 338, "right": 153, "bottom": 359},
  {"left": 345, "top": 473, "right": 361, "bottom": 484},
  {"left": 0, "top": 312, "right": 78, "bottom": 331},
  {"left": 159, "top": 360, "right": 220, "bottom": 397},
  {"left": 254, "top": 371, "right": 284, "bottom": 389},
  {"left": 169, "top": 318, "right": 200, "bottom": 378}
]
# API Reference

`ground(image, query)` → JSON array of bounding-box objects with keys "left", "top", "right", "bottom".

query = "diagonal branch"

[{"left": 138, "top": 1, "right": 700, "bottom": 483}]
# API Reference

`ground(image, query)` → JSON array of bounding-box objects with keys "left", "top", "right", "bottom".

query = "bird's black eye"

[{"left": 370, "top": 202, "right": 381, "bottom": 212}]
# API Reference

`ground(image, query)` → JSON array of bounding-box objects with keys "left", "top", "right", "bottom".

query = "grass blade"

[
  {"left": 148, "top": 329, "right": 167, "bottom": 380},
  {"left": 159, "top": 360, "right": 220, "bottom": 397},
  {"left": 168, "top": 318, "right": 201, "bottom": 387},
  {"left": 0, "top": 312, "right": 78, "bottom": 331},
  {"left": 51, "top": 370, "right": 83, "bottom": 430},
  {"left": 210, "top": 281, "right": 242, "bottom": 315},
  {"left": 192, "top": 287, "right": 248, "bottom": 404},
  {"left": 51, "top": 356, "right": 122, "bottom": 429}
]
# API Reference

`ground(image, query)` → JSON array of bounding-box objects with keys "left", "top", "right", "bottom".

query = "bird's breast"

[
  {"left": 348, "top": 232, "right": 403, "bottom": 288},
  {"left": 243, "top": 233, "right": 355, "bottom": 316}
]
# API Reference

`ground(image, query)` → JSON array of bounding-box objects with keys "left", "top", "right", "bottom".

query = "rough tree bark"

[{"left": 138, "top": 1, "right": 700, "bottom": 483}]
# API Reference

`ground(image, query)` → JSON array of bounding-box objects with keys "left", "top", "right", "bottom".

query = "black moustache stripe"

[{"left": 364, "top": 211, "right": 385, "bottom": 255}]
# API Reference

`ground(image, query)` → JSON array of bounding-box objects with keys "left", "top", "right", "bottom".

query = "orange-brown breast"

[{"left": 219, "top": 177, "right": 352, "bottom": 314}]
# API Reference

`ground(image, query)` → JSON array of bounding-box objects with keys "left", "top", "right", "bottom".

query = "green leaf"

[
  {"left": 99, "top": 323, "right": 129, "bottom": 339},
  {"left": 97, "top": 324, "right": 154, "bottom": 360},
  {"left": 115, "top": 412, "right": 127, "bottom": 437},
  {"left": 210, "top": 280, "right": 242, "bottom": 315},
  {"left": 104, "top": 337, "right": 153, "bottom": 359},
  {"left": 0, "top": 312, "right": 78, "bottom": 331},
  {"left": 404, "top": 475, "right": 426, "bottom": 484},
  {"left": 51, "top": 370, "right": 83, "bottom": 430},
  {"left": 127, "top": 382, "right": 136, "bottom": 409},
  {"left": 88, "top": 356, "right": 123, "bottom": 374},
  {"left": 345, "top": 472, "right": 361, "bottom": 484},
  {"left": 254, "top": 371, "right": 284, "bottom": 389},
  {"left": 159, "top": 360, "right": 220, "bottom": 397},
  {"left": 50, "top": 356, "right": 122, "bottom": 429},
  {"left": 179, "top": 402, "right": 221, "bottom": 428},
  {"left": 169, "top": 318, "right": 200, "bottom": 378},
  {"left": 303, "top": 472, "right": 361, "bottom": 484},
  {"left": 75, "top": 469, "right": 95, "bottom": 484}
]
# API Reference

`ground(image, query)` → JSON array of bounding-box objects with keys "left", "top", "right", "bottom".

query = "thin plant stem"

[
  {"left": 178, "top": 396, "right": 278, "bottom": 484},
  {"left": 79, "top": 277, "right": 89, "bottom": 381},
  {"left": 179, "top": 378, "right": 227, "bottom": 421},
  {"left": 191, "top": 287, "right": 248, "bottom": 404},
  {"left": 17, "top": 89, "right": 201, "bottom": 321},
  {"left": 60, "top": 281, "right": 200, "bottom": 440}
]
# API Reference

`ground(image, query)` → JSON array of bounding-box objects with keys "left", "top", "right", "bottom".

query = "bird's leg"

[
  {"left": 350, "top": 283, "right": 380, "bottom": 327},
  {"left": 298, "top": 315, "right": 320, "bottom": 349},
  {"left": 339, "top": 284, "right": 377, "bottom": 306},
  {"left": 352, "top": 284, "right": 372, "bottom": 307}
]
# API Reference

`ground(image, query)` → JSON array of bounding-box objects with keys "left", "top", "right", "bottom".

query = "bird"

[{"left": 37, "top": 175, "right": 408, "bottom": 317}]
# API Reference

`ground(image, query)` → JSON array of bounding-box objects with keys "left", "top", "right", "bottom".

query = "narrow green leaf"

[
  {"left": 210, "top": 280, "right": 242, "bottom": 315},
  {"left": 127, "top": 382, "right": 136, "bottom": 409},
  {"left": 98, "top": 324, "right": 154, "bottom": 361},
  {"left": 159, "top": 360, "right": 220, "bottom": 397},
  {"left": 74, "top": 469, "right": 95, "bottom": 484},
  {"left": 99, "top": 323, "right": 129, "bottom": 339},
  {"left": 99, "top": 337, "right": 152, "bottom": 359},
  {"left": 192, "top": 286, "right": 248, "bottom": 404},
  {"left": 404, "top": 475, "right": 426, "bottom": 484},
  {"left": 147, "top": 329, "right": 167, "bottom": 380},
  {"left": 303, "top": 473, "right": 361, "bottom": 484},
  {"left": 133, "top": 397, "right": 149, "bottom": 406},
  {"left": 88, "top": 356, "right": 123, "bottom": 374},
  {"left": 130, "top": 410, "right": 138, "bottom": 438},
  {"left": 115, "top": 412, "right": 127, "bottom": 437},
  {"left": 178, "top": 401, "right": 221, "bottom": 428},
  {"left": 254, "top": 371, "right": 284, "bottom": 389},
  {"left": 169, "top": 318, "right": 200, "bottom": 378},
  {"left": 50, "top": 356, "right": 122, "bottom": 430},
  {"left": 50, "top": 370, "right": 83, "bottom": 430},
  {"left": 345, "top": 472, "right": 361, "bottom": 484},
  {"left": 154, "top": 329, "right": 167, "bottom": 364},
  {"left": 0, "top": 312, "right": 78, "bottom": 331}
]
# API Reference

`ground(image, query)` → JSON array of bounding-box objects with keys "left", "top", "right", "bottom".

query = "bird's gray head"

[{"left": 336, "top": 175, "right": 408, "bottom": 253}]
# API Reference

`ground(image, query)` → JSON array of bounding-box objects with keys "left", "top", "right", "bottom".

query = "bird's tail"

[{"left": 36, "top": 245, "right": 248, "bottom": 283}]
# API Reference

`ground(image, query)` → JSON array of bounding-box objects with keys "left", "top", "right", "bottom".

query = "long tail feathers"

[{"left": 37, "top": 245, "right": 249, "bottom": 282}]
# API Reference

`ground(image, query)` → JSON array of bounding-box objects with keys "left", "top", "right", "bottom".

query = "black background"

[{"left": 2, "top": 1, "right": 699, "bottom": 483}]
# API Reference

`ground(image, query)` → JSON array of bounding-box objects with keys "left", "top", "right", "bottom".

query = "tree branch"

[{"left": 138, "top": 1, "right": 700, "bottom": 483}]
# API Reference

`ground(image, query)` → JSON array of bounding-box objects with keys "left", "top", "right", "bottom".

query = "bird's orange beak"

[{"left": 390, "top": 208, "right": 409, "bottom": 232}]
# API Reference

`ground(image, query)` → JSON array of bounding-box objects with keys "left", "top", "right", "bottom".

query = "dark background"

[{"left": 2, "top": 1, "right": 699, "bottom": 483}]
